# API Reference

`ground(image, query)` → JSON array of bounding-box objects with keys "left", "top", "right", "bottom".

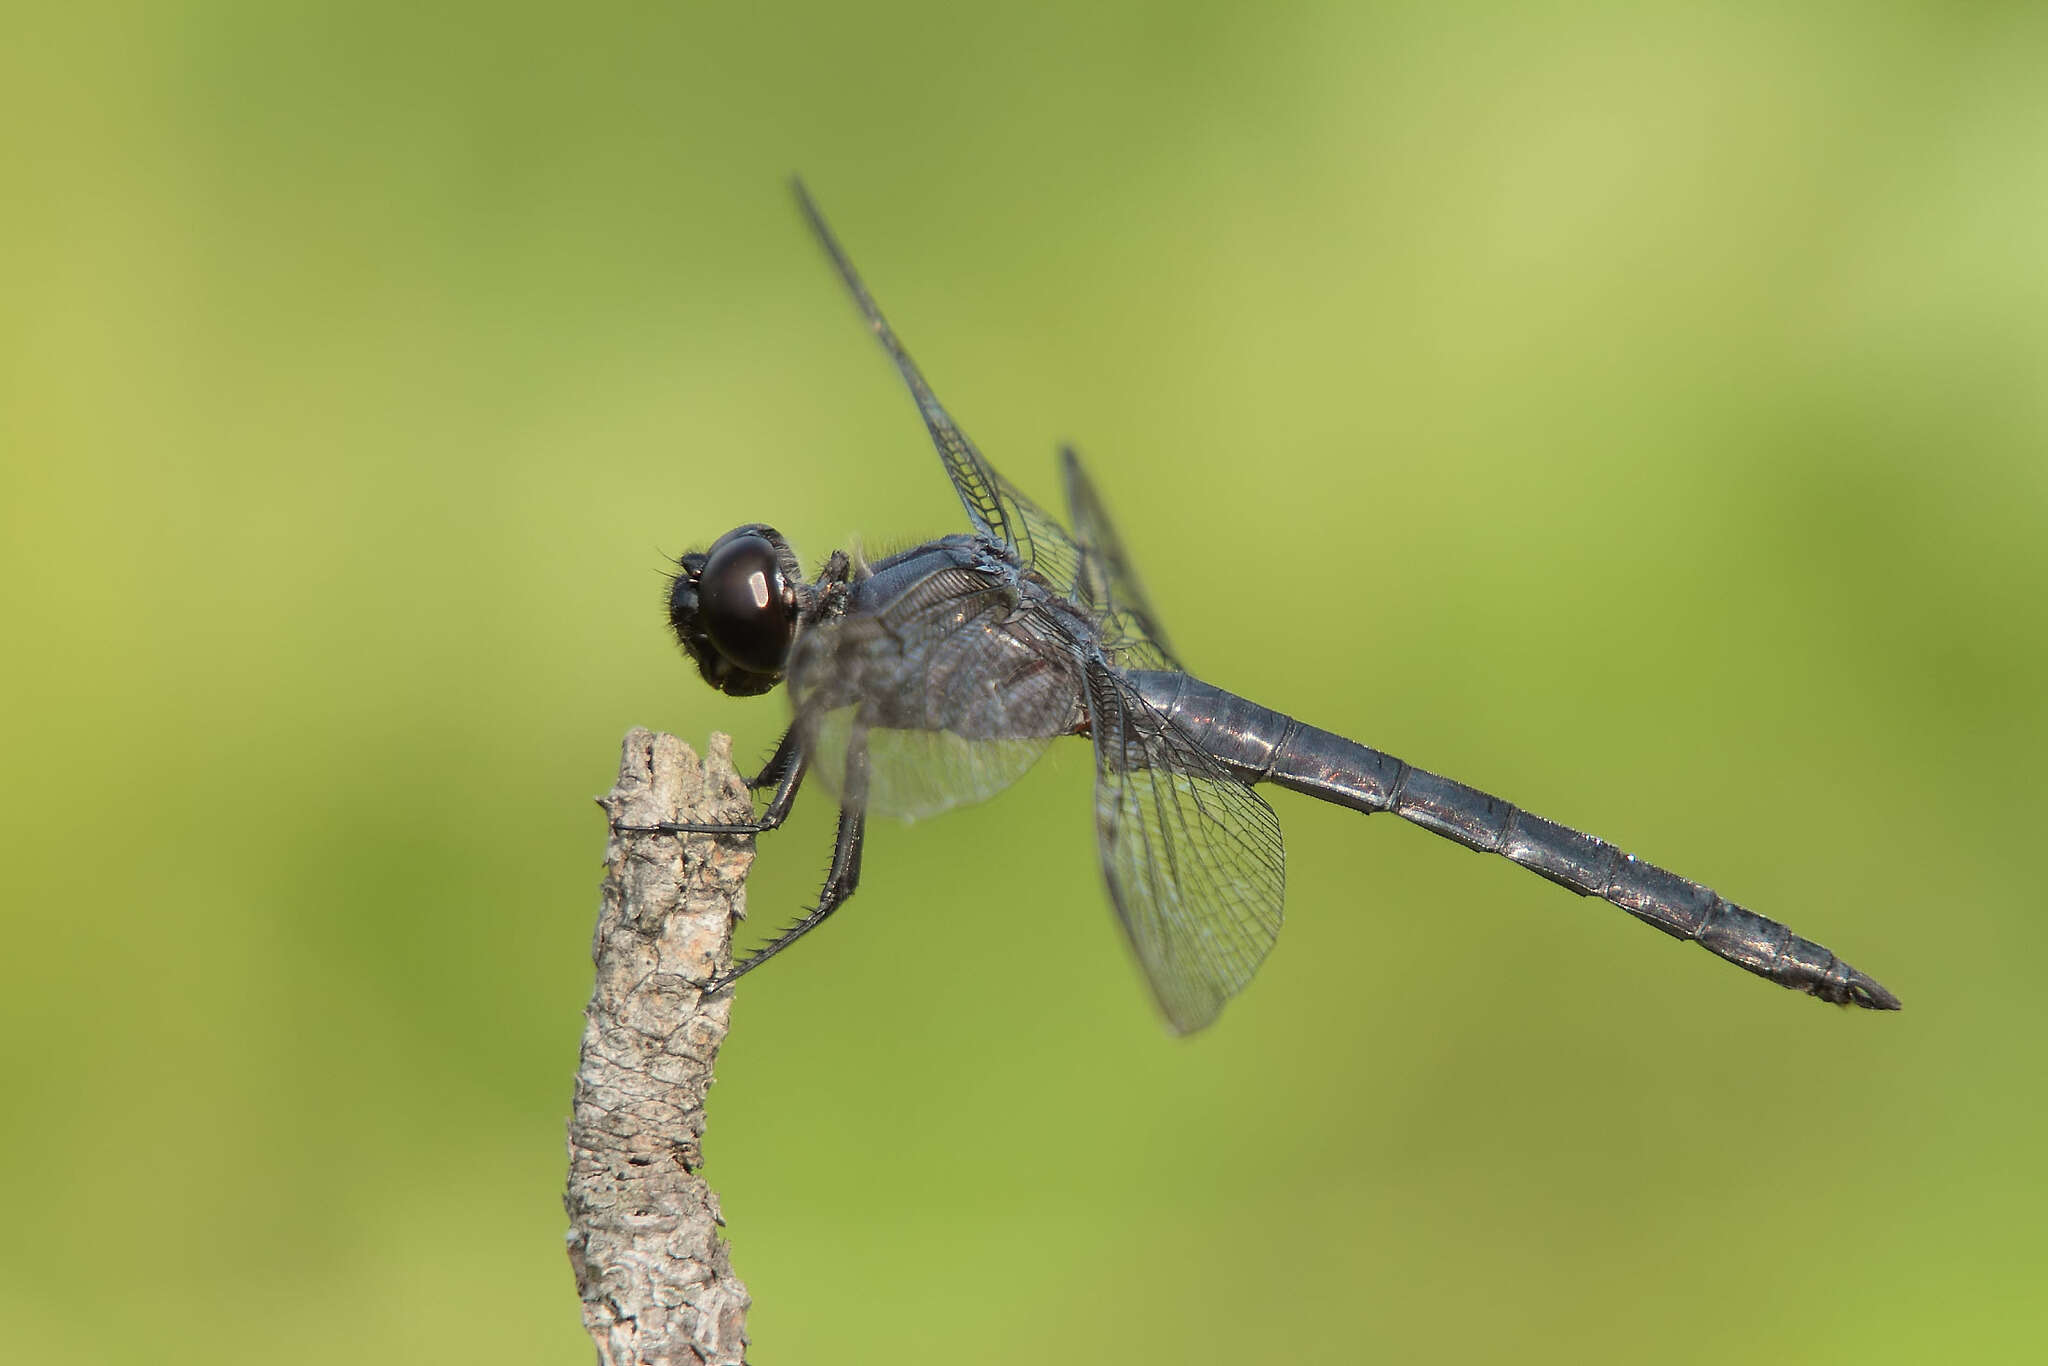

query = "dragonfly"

[{"left": 628, "top": 182, "right": 1901, "bottom": 1033}]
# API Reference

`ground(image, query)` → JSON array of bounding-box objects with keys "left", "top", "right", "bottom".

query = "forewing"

[
  {"left": 1087, "top": 670, "right": 1286, "bottom": 1033},
  {"left": 1060, "top": 444, "right": 1182, "bottom": 673},
  {"left": 805, "top": 718, "right": 1050, "bottom": 824},
  {"left": 793, "top": 181, "right": 1087, "bottom": 595},
  {"left": 789, "top": 563, "right": 1083, "bottom": 821}
]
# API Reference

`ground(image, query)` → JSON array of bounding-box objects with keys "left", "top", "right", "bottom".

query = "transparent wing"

[
  {"left": 793, "top": 180, "right": 1087, "bottom": 596},
  {"left": 789, "top": 562, "right": 1085, "bottom": 821},
  {"left": 1086, "top": 669, "right": 1286, "bottom": 1034},
  {"left": 806, "top": 716, "right": 1051, "bottom": 824},
  {"left": 1060, "top": 444, "right": 1183, "bottom": 674}
]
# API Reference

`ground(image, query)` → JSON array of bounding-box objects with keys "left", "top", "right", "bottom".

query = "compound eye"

[{"left": 698, "top": 532, "right": 794, "bottom": 675}]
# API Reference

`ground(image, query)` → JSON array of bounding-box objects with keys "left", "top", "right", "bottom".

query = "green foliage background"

[{"left": 6, "top": 3, "right": 2044, "bottom": 1361}]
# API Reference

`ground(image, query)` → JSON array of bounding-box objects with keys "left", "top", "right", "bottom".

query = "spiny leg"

[
  {"left": 746, "top": 724, "right": 804, "bottom": 793},
  {"left": 614, "top": 726, "right": 810, "bottom": 838},
  {"left": 703, "top": 727, "right": 870, "bottom": 992}
]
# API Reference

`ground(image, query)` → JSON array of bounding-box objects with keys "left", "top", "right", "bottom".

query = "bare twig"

[{"left": 565, "top": 729, "right": 754, "bottom": 1365}]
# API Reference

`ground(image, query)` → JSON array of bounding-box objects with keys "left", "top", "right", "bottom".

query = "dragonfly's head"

[{"left": 667, "top": 524, "right": 802, "bottom": 698}]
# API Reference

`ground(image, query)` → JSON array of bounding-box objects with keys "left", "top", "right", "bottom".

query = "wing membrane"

[
  {"left": 805, "top": 713, "right": 1052, "bottom": 824},
  {"left": 789, "top": 563, "right": 1083, "bottom": 821},
  {"left": 794, "top": 184, "right": 1272, "bottom": 1020},
  {"left": 1061, "top": 444, "right": 1182, "bottom": 673},
  {"left": 793, "top": 180, "right": 1087, "bottom": 595},
  {"left": 1087, "top": 670, "right": 1285, "bottom": 1033}
]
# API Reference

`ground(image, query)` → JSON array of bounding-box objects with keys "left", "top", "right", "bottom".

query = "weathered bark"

[{"left": 566, "top": 730, "right": 753, "bottom": 1365}]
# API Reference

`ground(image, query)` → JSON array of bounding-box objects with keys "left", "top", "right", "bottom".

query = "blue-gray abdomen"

[{"left": 1124, "top": 670, "right": 1898, "bottom": 1009}]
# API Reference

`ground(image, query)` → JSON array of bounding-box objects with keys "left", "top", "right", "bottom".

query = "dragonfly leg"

[
  {"left": 745, "top": 725, "right": 804, "bottom": 792},
  {"left": 614, "top": 728, "right": 809, "bottom": 837},
  {"left": 701, "top": 729, "right": 870, "bottom": 993}
]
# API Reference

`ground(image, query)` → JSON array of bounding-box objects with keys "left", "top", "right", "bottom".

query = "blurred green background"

[{"left": 5, "top": 2, "right": 2045, "bottom": 1361}]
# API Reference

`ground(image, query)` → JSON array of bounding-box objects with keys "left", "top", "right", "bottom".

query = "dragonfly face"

[{"left": 668, "top": 523, "right": 803, "bottom": 697}]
